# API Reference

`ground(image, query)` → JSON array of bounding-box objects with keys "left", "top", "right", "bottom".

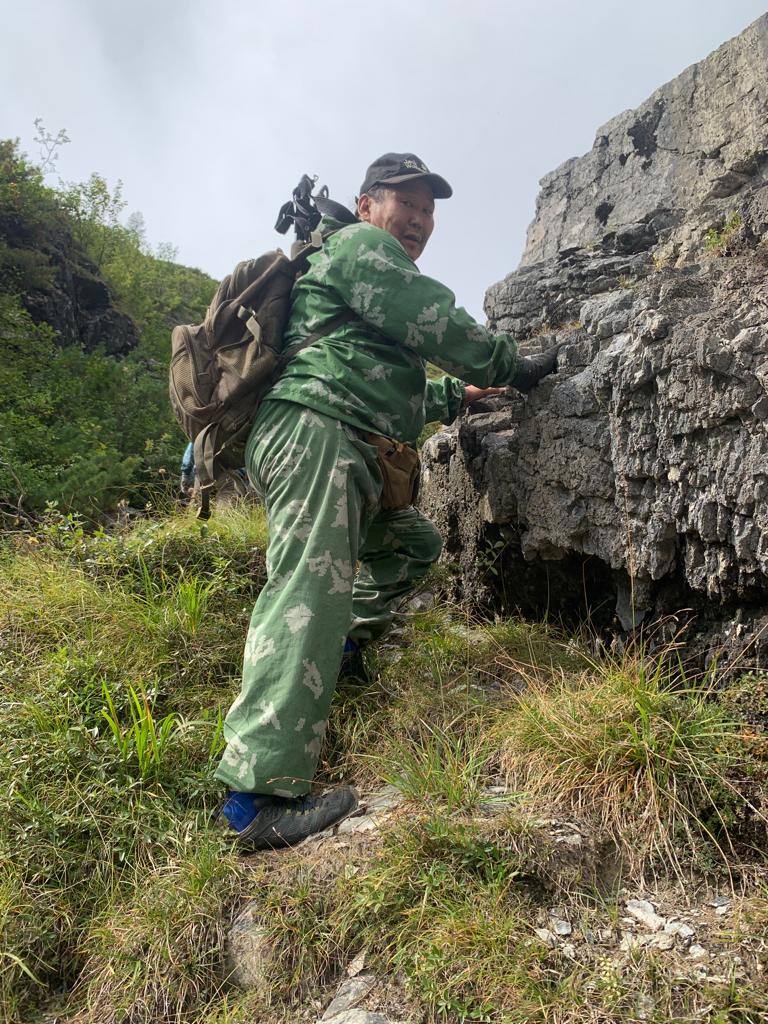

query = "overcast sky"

[{"left": 2, "top": 1, "right": 766, "bottom": 319}]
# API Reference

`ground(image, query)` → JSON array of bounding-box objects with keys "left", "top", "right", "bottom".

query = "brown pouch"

[{"left": 364, "top": 433, "right": 421, "bottom": 510}]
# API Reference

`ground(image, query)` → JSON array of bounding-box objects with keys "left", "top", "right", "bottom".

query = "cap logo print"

[{"left": 358, "top": 153, "right": 452, "bottom": 199}]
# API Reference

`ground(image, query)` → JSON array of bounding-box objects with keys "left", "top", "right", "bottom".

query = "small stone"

[
  {"left": 302, "top": 830, "right": 329, "bottom": 846},
  {"left": 715, "top": 903, "right": 731, "bottom": 916},
  {"left": 534, "top": 928, "right": 558, "bottom": 947},
  {"left": 561, "top": 942, "right": 577, "bottom": 958},
  {"left": 635, "top": 993, "right": 656, "bottom": 1020},
  {"left": 404, "top": 589, "right": 438, "bottom": 613},
  {"left": 225, "top": 905, "right": 273, "bottom": 994},
  {"left": 363, "top": 786, "right": 404, "bottom": 815},
  {"left": 689, "top": 944, "right": 708, "bottom": 960},
  {"left": 321, "top": 975, "right": 377, "bottom": 1021},
  {"left": 336, "top": 814, "right": 378, "bottom": 835},
  {"left": 625, "top": 899, "right": 666, "bottom": 932},
  {"left": 647, "top": 932, "right": 675, "bottom": 951},
  {"left": 557, "top": 834, "right": 584, "bottom": 848},
  {"left": 323, "top": 1013, "right": 392, "bottom": 1024},
  {"left": 710, "top": 895, "right": 730, "bottom": 908},
  {"left": 551, "top": 918, "right": 573, "bottom": 936},
  {"left": 347, "top": 951, "right": 367, "bottom": 977},
  {"left": 663, "top": 919, "right": 695, "bottom": 940}
]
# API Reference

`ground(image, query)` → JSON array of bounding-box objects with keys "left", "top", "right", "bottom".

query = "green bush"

[{"left": 0, "top": 138, "right": 217, "bottom": 516}]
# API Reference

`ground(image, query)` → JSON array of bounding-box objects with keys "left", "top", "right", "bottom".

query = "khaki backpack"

[{"left": 169, "top": 233, "right": 351, "bottom": 518}]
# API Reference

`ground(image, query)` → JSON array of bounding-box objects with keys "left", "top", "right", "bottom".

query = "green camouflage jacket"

[{"left": 266, "top": 217, "right": 521, "bottom": 445}]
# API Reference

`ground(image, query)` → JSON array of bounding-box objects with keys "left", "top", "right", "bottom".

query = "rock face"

[
  {"left": 23, "top": 227, "right": 138, "bottom": 356},
  {"left": 522, "top": 14, "right": 768, "bottom": 268},
  {"left": 420, "top": 18, "right": 768, "bottom": 670}
]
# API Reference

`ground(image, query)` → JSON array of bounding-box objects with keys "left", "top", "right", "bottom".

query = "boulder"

[{"left": 420, "top": 18, "right": 768, "bottom": 670}]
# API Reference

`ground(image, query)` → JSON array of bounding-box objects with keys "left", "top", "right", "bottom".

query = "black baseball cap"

[{"left": 358, "top": 152, "right": 453, "bottom": 199}]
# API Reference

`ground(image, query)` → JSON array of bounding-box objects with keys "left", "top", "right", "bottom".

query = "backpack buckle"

[{"left": 237, "top": 305, "right": 262, "bottom": 345}]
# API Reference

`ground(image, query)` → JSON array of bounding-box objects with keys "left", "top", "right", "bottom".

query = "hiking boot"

[
  {"left": 217, "top": 786, "right": 359, "bottom": 851},
  {"left": 338, "top": 639, "right": 371, "bottom": 686}
]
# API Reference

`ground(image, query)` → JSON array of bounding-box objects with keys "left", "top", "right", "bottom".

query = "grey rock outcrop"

[
  {"left": 23, "top": 229, "right": 138, "bottom": 355},
  {"left": 420, "top": 18, "right": 768, "bottom": 670},
  {"left": 522, "top": 14, "right": 768, "bottom": 268}
]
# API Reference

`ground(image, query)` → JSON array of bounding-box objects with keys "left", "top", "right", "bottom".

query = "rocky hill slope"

[
  {"left": 421, "top": 14, "right": 768, "bottom": 672},
  {"left": 0, "top": 139, "right": 217, "bottom": 515},
  {"left": 3, "top": 508, "right": 765, "bottom": 1023}
]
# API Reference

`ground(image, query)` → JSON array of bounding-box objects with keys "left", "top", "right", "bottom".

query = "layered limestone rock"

[
  {"left": 420, "top": 18, "right": 768, "bottom": 669},
  {"left": 522, "top": 14, "right": 768, "bottom": 268}
]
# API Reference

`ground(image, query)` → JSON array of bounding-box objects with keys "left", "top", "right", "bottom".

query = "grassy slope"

[{"left": 0, "top": 506, "right": 766, "bottom": 1024}]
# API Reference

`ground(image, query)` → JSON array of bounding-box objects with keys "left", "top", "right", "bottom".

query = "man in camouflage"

[{"left": 216, "top": 153, "right": 558, "bottom": 849}]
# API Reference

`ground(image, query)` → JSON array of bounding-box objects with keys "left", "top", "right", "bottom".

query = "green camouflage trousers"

[{"left": 214, "top": 399, "right": 442, "bottom": 796}]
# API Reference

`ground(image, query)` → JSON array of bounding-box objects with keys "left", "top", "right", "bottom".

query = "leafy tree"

[
  {"left": 0, "top": 139, "right": 61, "bottom": 292},
  {"left": 60, "top": 172, "right": 127, "bottom": 272}
]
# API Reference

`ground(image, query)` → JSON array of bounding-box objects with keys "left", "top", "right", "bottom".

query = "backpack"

[{"left": 169, "top": 233, "right": 352, "bottom": 519}]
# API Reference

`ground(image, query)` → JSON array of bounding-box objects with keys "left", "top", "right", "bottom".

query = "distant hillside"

[{"left": 0, "top": 138, "right": 217, "bottom": 516}]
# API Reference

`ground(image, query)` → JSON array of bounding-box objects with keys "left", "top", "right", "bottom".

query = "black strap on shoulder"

[
  {"left": 276, "top": 309, "right": 357, "bottom": 373},
  {"left": 280, "top": 225, "right": 359, "bottom": 367},
  {"left": 287, "top": 224, "right": 344, "bottom": 270}
]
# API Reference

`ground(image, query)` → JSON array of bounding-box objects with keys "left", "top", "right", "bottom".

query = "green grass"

[
  {"left": 0, "top": 506, "right": 766, "bottom": 1023},
  {"left": 245, "top": 806, "right": 768, "bottom": 1023},
  {"left": 705, "top": 211, "right": 742, "bottom": 253},
  {"left": 0, "top": 506, "right": 268, "bottom": 1022},
  {"left": 494, "top": 648, "right": 762, "bottom": 869}
]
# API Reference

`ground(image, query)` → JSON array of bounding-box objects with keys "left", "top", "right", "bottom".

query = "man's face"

[{"left": 358, "top": 181, "right": 435, "bottom": 261}]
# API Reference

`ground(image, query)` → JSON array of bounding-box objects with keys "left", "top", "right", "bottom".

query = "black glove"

[{"left": 508, "top": 345, "right": 559, "bottom": 393}]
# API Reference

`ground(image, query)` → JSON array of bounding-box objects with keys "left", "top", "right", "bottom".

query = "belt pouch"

[{"left": 364, "top": 432, "right": 420, "bottom": 510}]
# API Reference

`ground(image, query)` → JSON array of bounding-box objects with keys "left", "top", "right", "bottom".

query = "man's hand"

[
  {"left": 508, "top": 345, "right": 560, "bottom": 393},
  {"left": 463, "top": 385, "right": 506, "bottom": 407}
]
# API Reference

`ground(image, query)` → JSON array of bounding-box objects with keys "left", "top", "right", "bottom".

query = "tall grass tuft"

[{"left": 495, "top": 644, "right": 763, "bottom": 869}]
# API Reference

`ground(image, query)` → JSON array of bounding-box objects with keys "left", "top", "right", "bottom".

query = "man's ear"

[{"left": 357, "top": 193, "right": 373, "bottom": 223}]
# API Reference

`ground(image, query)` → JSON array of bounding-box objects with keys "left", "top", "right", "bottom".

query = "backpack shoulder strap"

[
  {"left": 287, "top": 223, "right": 349, "bottom": 269},
  {"left": 276, "top": 308, "right": 357, "bottom": 372},
  {"left": 279, "top": 223, "right": 359, "bottom": 367}
]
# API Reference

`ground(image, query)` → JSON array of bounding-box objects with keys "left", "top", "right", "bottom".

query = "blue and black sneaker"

[
  {"left": 338, "top": 638, "right": 371, "bottom": 686},
  {"left": 216, "top": 786, "right": 359, "bottom": 851}
]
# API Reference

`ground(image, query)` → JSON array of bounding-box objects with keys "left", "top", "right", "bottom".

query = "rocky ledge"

[{"left": 420, "top": 16, "right": 768, "bottom": 671}]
